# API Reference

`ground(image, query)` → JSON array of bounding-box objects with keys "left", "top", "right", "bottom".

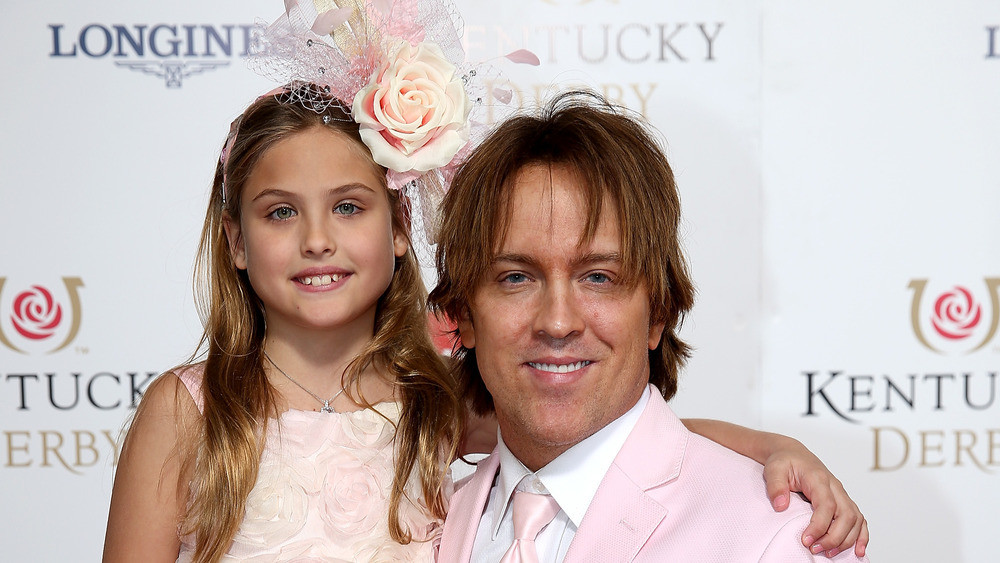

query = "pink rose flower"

[
  {"left": 320, "top": 447, "right": 393, "bottom": 540},
  {"left": 352, "top": 535, "right": 435, "bottom": 561},
  {"left": 232, "top": 459, "right": 311, "bottom": 549},
  {"left": 353, "top": 39, "right": 470, "bottom": 174}
]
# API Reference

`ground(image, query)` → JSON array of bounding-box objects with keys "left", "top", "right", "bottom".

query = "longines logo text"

[{"left": 48, "top": 23, "right": 262, "bottom": 88}]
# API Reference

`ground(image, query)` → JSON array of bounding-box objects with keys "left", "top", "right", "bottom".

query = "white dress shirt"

[{"left": 470, "top": 386, "right": 650, "bottom": 562}]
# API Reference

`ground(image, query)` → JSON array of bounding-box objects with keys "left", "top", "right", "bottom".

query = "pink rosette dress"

[{"left": 175, "top": 365, "right": 448, "bottom": 563}]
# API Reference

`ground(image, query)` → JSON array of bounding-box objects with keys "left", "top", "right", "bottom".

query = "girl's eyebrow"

[{"left": 250, "top": 182, "right": 377, "bottom": 202}]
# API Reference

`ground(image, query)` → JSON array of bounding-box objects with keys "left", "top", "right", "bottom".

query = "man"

[{"left": 429, "top": 91, "right": 868, "bottom": 562}]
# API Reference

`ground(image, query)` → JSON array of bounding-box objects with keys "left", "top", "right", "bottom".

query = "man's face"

[{"left": 457, "top": 163, "right": 664, "bottom": 471}]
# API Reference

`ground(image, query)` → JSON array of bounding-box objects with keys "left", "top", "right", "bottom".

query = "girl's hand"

[{"left": 763, "top": 437, "right": 868, "bottom": 558}]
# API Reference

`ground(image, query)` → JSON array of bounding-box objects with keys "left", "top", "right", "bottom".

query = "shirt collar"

[{"left": 489, "top": 385, "right": 650, "bottom": 535}]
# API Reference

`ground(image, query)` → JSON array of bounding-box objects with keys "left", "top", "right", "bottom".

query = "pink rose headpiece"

[{"left": 247, "top": 0, "right": 537, "bottom": 246}]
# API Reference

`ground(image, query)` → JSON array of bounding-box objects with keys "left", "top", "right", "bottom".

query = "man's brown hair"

[{"left": 429, "top": 90, "right": 695, "bottom": 414}]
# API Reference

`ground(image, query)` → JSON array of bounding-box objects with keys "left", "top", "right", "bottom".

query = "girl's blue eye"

[
  {"left": 335, "top": 202, "right": 359, "bottom": 215},
  {"left": 270, "top": 207, "right": 295, "bottom": 220}
]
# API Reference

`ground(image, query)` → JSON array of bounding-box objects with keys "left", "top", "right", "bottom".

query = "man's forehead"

[
  {"left": 504, "top": 163, "right": 618, "bottom": 223},
  {"left": 492, "top": 177, "right": 620, "bottom": 262}
]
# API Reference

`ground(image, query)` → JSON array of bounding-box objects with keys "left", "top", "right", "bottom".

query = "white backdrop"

[{"left": 0, "top": 1, "right": 995, "bottom": 561}]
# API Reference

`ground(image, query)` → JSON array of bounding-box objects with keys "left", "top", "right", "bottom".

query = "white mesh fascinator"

[{"left": 245, "top": 0, "right": 538, "bottom": 247}]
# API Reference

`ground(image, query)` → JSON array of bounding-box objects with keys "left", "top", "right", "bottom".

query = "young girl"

[
  {"left": 103, "top": 2, "right": 866, "bottom": 562},
  {"left": 104, "top": 83, "right": 462, "bottom": 561}
]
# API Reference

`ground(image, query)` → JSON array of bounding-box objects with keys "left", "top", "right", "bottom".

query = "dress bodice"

[{"left": 175, "top": 366, "right": 447, "bottom": 562}]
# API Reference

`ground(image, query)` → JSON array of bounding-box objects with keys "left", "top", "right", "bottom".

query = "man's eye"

[
  {"left": 334, "top": 202, "right": 359, "bottom": 215},
  {"left": 502, "top": 273, "right": 528, "bottom": 284},
  {"left": 586, "top": 272, "right": 611, "bottom": 283},
  {"left": 270, "top": 207, "right": 295, "bottom": 220}
]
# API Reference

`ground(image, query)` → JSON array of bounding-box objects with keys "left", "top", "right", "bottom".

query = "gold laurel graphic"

[
  {"left": 49, "top": 277, "right": 84, "bottom": 353},
  {"left": 908, "top": 279, "right": 941, "bottom": 354},
  {"left": 970, "top": 277, "right": 1000, "bottom": 352},
  {"left": 0, "top": 277, "right": 28, "bottom": 354}
]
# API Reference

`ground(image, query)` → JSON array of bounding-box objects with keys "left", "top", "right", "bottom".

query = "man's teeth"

[
  {"left": 528, "top": 361, "right": 591, "bottom": 373},
  {"left": 299, "top": 274, "right": 343, "bottom": 286}
]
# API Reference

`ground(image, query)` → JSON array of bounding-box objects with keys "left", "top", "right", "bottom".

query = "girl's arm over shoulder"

[
  {"left": 682, "top": 418, "right": 868, "bottom": 559},
  {"left": 103, "top": 371, "right": 199, "bottom": 563}
]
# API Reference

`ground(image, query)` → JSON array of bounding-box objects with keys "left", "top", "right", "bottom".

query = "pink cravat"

[{"left": 498, "top": 490, "right": 561, "bottom": 563}]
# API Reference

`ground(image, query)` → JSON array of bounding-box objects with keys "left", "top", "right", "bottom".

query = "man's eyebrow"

[
  {"left": 492, "top": 253, "right": 538, "bottom": 267},
  {"left": 572, "top": 252, "right": 622, "bottom": 267},
  {"left": 491, "top": 252, "right": 622, "bottom": 267}
]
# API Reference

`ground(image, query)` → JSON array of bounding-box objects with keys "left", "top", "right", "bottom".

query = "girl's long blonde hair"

[{"left": 181, "top": 84, "right": 462, "bottom": 562}]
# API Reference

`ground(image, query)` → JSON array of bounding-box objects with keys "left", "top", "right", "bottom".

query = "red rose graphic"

[
  {"left": 11, "top": 285, "right": 63, "bottom": 340},
  {"left": 931, "top": 286, "right": 981, "bottom": 340}
]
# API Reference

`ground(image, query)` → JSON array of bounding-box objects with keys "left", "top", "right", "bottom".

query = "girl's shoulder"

[{"left": 136, "top": 362, "right": 206, "bottom": 420}]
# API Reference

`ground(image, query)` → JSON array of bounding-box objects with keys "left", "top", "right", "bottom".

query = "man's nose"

[{"left": 532, "top": 280, "right": 584, "bottom": 340}]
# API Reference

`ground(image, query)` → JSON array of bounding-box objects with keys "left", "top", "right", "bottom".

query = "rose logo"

[
  {"left": 909, "top": 278, "right": 1000, "bottom": 354},
  {"left": 11, "top": 285, "right": 63, "bottom": 340},
  {"left": 930, "top": 286, "right": 981, "bottom": 340}
]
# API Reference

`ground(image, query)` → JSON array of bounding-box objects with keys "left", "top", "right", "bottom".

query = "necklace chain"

[{"left": 263, "top": 350, "right": 344, "bottom": 413}]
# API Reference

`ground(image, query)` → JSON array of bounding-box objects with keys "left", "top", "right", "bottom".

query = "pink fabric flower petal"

[{"left": 371, "top": 0, "right": 394, "bottom": 16}]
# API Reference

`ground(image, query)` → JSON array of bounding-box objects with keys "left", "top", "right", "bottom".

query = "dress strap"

[{"left": 173, "top": 364, "right": 206, "bottom": 414}]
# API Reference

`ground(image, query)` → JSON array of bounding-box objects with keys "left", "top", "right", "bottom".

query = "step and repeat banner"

[
  {"left": 759, "top": 3, "right": 1000, "bottom": 561},
  {"left": 0, "top": 1, "right": 994, "bottom": 561}
]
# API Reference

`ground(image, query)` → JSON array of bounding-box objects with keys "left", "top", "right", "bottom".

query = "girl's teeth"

[{"left": 301, "top": 274, "right": 341, "bottom": 286}]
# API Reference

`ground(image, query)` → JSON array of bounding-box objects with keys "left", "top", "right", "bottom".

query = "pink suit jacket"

[{"left": 437, "top": 386, "right": 868, "bottom": 562}]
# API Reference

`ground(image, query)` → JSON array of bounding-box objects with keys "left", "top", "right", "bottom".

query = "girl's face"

[{"left": 224, "top": 126, "right": 407, "bottom": 339}]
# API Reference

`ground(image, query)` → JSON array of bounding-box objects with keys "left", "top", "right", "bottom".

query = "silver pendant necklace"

[{"left": 263, "top": 350, "right": 344, "bottom": 413}]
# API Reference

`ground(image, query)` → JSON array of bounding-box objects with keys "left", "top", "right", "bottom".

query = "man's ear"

[
  {"left": 222, "top": 212, "right": 247, "bottom": 270},
  {"left": 648, "top": 321, "right": 666, "bottom": 350},
  {"left": 455, "top": 308, "right": 475, "bottom": 349}
]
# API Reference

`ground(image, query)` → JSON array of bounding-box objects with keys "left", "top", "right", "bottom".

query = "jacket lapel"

[
  {"left": 563, "top": 388, "right": 687, "bottom": 562},
  {"left": 437, "top": 451, "right": 501, "bottom": 563}
]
